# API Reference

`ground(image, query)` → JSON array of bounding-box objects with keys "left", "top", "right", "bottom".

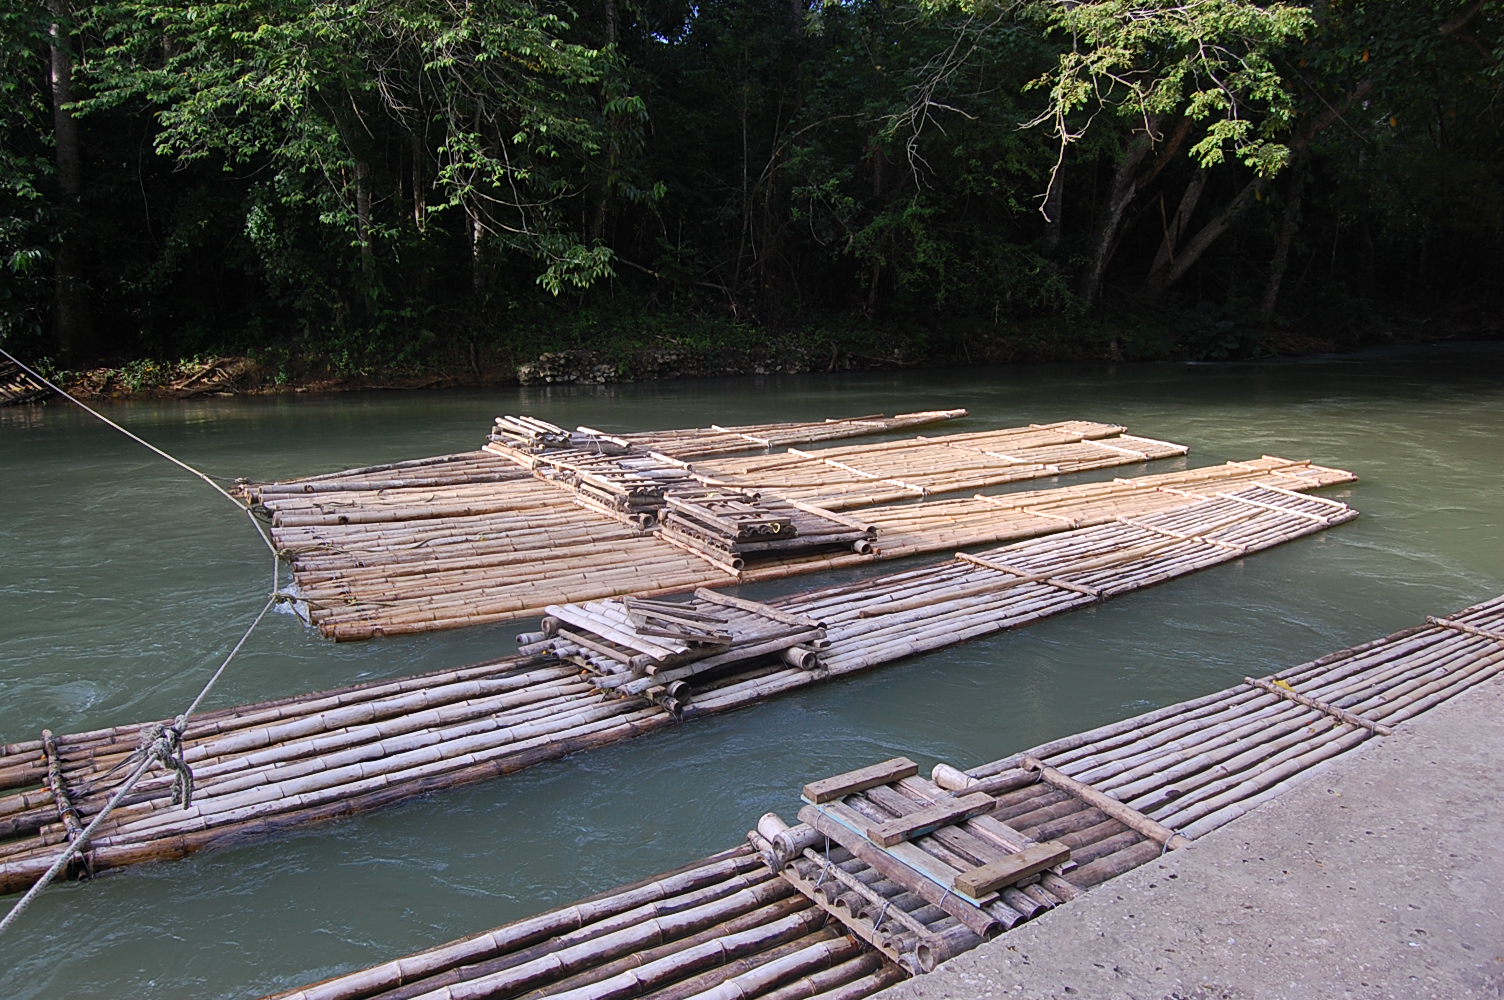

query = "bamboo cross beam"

[
  {"left": 694, "top": 588, "right": 825, "bottom": 629},
  {"left": 1426, "top": 616, "right": 1504, "bottom": 643},
  {"left": 1116, "top": 516, "right": 1249, "bottom": 553},
  {"left": 1212, "top": 490, "right": 1337, "bottom": 523},
  {"left": 952, "top": 841, "right": 1072, "bottom": 898},
  {"left": 710, "top": 424, "right": 774, "bottom": 446},
  {"left": 786, "top": 449, "right": 930, "bottom": 497},
  {"left": 952, "top": 552, "right": 1102, "bottom": 598},
  {"left": 1092, "top": 440, "right": 1150, "bottom": 460},
  {"left": 864, "top": 793, "right": 997, "bottom": 848},
  {"left": 1243, "top": 676, "right": 1394, "bottom": 735},
  {"left": 1020, "top": 756, "right": 1191, "bottom": 850},
  {"left": 858, "top": 531, "right": 1197, "bottom": 618},
  {"left": 1248, "top": 481, "right": 1354, "bottom": 511},
  {"left": 40, "top": 730, "right": 91, "bottom": 878}
]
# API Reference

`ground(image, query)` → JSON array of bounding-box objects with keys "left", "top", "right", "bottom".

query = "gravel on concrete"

[{"left": 879, "top": 677, "right": 1504, "bottom": 1000}]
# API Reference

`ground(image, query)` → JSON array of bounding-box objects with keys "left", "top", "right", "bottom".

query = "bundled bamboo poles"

[
  {"left": 608, "top": 410, "right": 969, "bottom": 459},
  {"left": 658, "top": 493, "right": 876, "bottom": 570},
  {"left": 260, "top": 590, "right": 1504, "bottom": 1000},
  {"left": 0, "top": 483, "right": 1358, "bottom": 894},
  {"left": 776, "top": 759, "right": 1076, "bottom": 966},
  {"left": 238, "top": 411, "right": 969, "bottom": 506},
  {"left": 692, "top": 422, "right": 1188, "bottom": 509},
  {"left": 260, "top": 844, "right": 906, "bottom": 1000},
  {"left": 965, "top": 593, "right": 1504, "bottom": 845},
  {"left": 288, "top": 455, "right": 1351, "bottom": 640},
  {"left": 529, "top": 590, "right": 828, "bottom": 709},
  {"left": 0, "top": 655, "right": 676, "bottom": 893}
]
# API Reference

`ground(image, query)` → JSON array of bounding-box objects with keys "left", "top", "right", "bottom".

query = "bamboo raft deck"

[
  {"left": 0, "top": 481, "right": 1356, "bottom": 894},
  {"left": 251, "top": 402, "right": 1357, "bottom": 641},
  {"left": 485, "top": 416, "right": 1188, "bottom": 512},
  {"left": 242, "top": 411, "right": 969, "bottom": 500},
  {"left": 257, "top": 592, "right": 1504, "bottom": 1000}
]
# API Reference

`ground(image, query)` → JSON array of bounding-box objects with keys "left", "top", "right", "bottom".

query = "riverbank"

[
  {"left": 20, "top": 306, "right": 1499, "bottom": 402},
  {"left": 879, "top": 675, "right": 1504, "bottom": 1000}
]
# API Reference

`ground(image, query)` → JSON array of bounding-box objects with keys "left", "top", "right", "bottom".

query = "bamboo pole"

[{"left": 267, "top": 849, "right": 767, "bottom": 1000}]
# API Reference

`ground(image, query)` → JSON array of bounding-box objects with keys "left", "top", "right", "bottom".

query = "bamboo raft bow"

[
  {"left": 0, "top": 481, "right": 1356, "bottom": 894},
  {"left": 254, "top": 592, "right": 1504, "bottom": 1000},
  {"left": 247, "top": 406, "right": 1353, "bottom": 641}
]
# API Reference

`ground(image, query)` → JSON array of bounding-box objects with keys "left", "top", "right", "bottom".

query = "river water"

[{"left": 2, "top": 343, "right": 1501, "bottom": 998}]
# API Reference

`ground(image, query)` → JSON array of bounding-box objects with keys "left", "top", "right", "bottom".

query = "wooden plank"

[
  {"left": 867, "top": 792, "right": 995, "bottom": 847},
  {"left": 797, "top": 804, "right": 999, "bottom": 936},
  {"left": 803, "top": 757, "right": 918, "bottom": 804},
  {"left": 954, "top": 841, "right": 1072, "bottom": 897}
]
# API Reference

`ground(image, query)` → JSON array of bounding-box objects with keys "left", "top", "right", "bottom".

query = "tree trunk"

[
  {"left": 1259, "top": 167, "right": 1307, "bottom": 323},
  {"left": 355, "top": 157, "right": 375, "bottom": 282},
  {"left": 1077, "top": 116, "right": 1188, "bottom": 307},
  {"left": 1147, "top": 170, "right": 1208, "bottom": 283},
  {"left": 1143, "top": 177, "right": 1266, "bottom": 301},
  {"left": 1078, "top": 131, "right": 1152, "bottom": 308},
  {"left": 48, "top": 0, "right": 92, "bottom": 361},
  {"left": 1142, "top": 79, "right": 1375, "bottom": 304},
  {"left": 469, "top": 205, "right": 485, "bottom": 298}
]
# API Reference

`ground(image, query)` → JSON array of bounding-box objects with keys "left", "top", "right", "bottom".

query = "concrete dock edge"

[{"left": 879, "top": 678, "right": 1504, "bottom": 1000}]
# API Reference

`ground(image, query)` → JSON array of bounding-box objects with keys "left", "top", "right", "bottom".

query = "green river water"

[{"left": 1, "top": 343, "right": 1501, "bottom": 998}]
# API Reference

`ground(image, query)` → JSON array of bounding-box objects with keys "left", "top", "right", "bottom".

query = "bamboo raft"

[
  {"left": 250, "top": 403, "right": 1354, "bottom": 640},
  {"left": 258, "top": 593, "right": 1504, "bottom": 1000},
  {"left": 273, "top": 456, "right": 1348, "bottom": 640},
  {"left": 245, "top": 412, "right": 1193, "bottom": 639},
  {"left": 0, "top": 481, "right": 1356, "bottom": 894}
]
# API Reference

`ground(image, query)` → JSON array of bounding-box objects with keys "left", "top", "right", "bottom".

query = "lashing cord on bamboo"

[{"left": 0, "top": 348, "right": 286, "bottom": 937}]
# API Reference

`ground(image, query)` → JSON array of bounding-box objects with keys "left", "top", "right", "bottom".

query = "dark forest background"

[{"left": 4, "top": 0, "right": 1502, "bottom": 380}]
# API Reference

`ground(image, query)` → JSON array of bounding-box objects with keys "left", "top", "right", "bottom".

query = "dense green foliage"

[{"left": 3, "top": 0, "right": 1501, "bottom": 372}]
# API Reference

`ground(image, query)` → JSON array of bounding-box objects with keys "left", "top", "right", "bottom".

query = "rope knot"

[{"left": 140, "top": 721, "right": 194, "bottom": 808}]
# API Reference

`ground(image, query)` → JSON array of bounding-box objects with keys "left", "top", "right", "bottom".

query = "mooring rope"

[
  {"left": 0, "top": 348, "right": 286, "bottom": 936},
  {"left": 0, "top": 348, "right": 276, "bottom": 557}
]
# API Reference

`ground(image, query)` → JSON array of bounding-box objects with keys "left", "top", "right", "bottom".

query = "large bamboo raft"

[
  {"left": 245, "top": 411, "right": 1201, "bottom": 639},
  {"left": 0, "top": 479, "right": 1355, "bottom": 894},
  {"left": 253, "top": 407, "right": 1352, "bottom": 640},
  {"left": 259, "top": 593, "right": 1504, "bottom": 1000}
]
